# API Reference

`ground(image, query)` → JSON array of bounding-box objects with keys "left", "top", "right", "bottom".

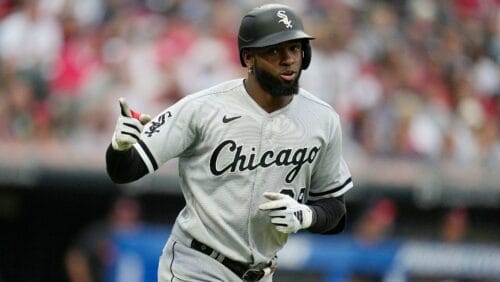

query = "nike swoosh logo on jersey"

[{"left": 222, "top": 115, "right": 242, "bottom": 123}]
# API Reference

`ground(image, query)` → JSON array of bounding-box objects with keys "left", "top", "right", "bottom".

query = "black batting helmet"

[{"left": 238, "top": 4, "right": 314, "bottom": 69}]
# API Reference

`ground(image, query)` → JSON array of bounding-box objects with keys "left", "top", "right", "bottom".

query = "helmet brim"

[{"left": 240, "top": 29, "right": 314, "bottom": 49}]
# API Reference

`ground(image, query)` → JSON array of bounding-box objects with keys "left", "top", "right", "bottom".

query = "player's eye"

[
  {"left": 289, "top": 44, "right": 301, "bottom": 53},
  {"left": 267, "top": 48, "right": 279, "bottom": 56}
]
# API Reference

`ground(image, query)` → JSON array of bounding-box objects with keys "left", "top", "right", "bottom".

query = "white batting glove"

[
  {"left": 111, "top": 97, "right": 151, "bottom": 151},
  {"left": 259, "top": 192, "right": 314, "bottom": 234}
]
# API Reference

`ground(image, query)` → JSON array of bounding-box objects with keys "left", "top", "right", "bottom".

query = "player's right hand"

[{"left": 111, "top": 97, "right": 152, "bottom": 151}]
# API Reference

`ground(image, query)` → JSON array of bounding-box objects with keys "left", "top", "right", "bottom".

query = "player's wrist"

[
  {"left": 301, "top": 205, "right": 314, "bottom": 229},
  {"left": 304, "top": 205, "right": 317, "bottom": 229}
]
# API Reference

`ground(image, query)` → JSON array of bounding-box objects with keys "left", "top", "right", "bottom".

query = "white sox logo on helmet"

[{"left": 277, "top": 10, "right": 292, "bottom": 29}]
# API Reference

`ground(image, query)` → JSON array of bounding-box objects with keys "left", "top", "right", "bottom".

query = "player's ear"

[{"left": 242, "top": 49, "right": 254, "bottom": 68}]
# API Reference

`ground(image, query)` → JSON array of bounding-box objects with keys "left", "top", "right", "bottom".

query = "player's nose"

[
  {"left": 281, "top": 51, "right": 295, "bottom": 66},
  {"left": 280, "top": 50, "right": 296, "bottom": 66}
]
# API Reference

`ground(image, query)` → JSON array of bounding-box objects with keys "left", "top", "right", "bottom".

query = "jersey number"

[{"left": 280, "top": 188, "right": 306, "bottom": 203}]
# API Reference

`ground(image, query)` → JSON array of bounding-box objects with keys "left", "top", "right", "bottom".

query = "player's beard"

[{"left": 254, "top": 66, "right": 301, "bottom": 97}]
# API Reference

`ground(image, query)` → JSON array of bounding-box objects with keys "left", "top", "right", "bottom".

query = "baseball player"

[{"left": 106, "top": 4, "right": 353, "bottom": 282}]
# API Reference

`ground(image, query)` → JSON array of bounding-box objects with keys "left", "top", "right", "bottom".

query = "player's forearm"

[
  {"left": 106, "top": 144, "right": 148, "bottom": 183},
  {"left": 307, "top": 196, "right": 346, "bottom": 234}
]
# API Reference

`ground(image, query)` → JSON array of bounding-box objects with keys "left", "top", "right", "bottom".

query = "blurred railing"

[{"left": 1, "top": 141, "right": 499, "bottom": 207}]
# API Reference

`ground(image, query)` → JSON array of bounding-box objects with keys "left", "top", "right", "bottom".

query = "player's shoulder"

[
  {"left": 168, "top": 79, "right": 243, "bottom": 112},
  {"left": 188, "top": 79, "right": 244, "bottom": 101},
  {"left": 297, "top": 88, "right": 340, "bottom": 118}
]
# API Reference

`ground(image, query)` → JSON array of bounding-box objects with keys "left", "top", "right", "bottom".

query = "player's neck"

[{"left": 243, "top": 78, "right": 293, "bottom": 113}]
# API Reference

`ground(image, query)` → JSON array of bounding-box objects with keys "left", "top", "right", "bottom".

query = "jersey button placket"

[
  {"left": 247, "top": 117, "right": 272, "bottom": 259},
  {"left": 263, "top": 118, "right": 273, "bottom": 142}
]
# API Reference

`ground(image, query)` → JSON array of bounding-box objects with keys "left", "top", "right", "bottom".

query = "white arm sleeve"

[
  {"left": 133, "top": 96, "right": 198, "bottom": 173},
  {"left": 309, "top": 113, "right": 353, "bottom": 201}
]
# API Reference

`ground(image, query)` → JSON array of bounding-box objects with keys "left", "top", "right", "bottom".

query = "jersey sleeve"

[
  {"left": 133, "top": 96, "right": 198, "bottom": 173},
  {"left": 308, "top": 113, "right": 353, "bottom": 202}
]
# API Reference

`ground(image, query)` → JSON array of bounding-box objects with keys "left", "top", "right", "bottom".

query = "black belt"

[{"left": 190, "top": 238, "right": 271, "bottom": 282}]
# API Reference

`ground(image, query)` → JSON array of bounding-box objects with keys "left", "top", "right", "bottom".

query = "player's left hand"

[{"left": 259, "top": 192, "right": 313, "bottom": 234}]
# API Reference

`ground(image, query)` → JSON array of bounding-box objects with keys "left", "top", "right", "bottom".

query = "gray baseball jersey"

[{"left": 133, "top": 78, "right": 353, "bottom": 264}]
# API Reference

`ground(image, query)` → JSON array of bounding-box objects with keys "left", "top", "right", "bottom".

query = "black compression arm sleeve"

[
  {"left": 106, "top": 144, "right": 148, "bottom": 184},
  {"left": 307, "top": 195, "right": 346, "bottom": 234}
]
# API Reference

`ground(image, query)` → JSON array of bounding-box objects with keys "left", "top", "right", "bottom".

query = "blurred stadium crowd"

[{"left": 0, "top": 0, "right": 499, "bottom": 166}]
